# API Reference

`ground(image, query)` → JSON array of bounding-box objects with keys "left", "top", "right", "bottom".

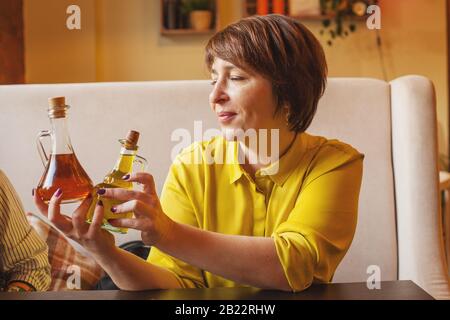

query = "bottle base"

[{"left": 86, "top": 219, "right": 128, "bottom": 234}]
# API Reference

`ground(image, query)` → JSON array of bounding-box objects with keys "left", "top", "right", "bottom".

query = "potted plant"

[
  {"left": 181, "top": 0, "right": 213, "bottom": 31},
  {"left": 319, "top": 0, "right": 379, "bottom": 45}
]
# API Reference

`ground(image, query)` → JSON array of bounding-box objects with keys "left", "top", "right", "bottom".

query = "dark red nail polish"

[
  {"left": 111, "top": 207, "right": 117, "bottom": 213},
  {"left": 55, "top": 189, "right": 62, "bottom": 197},
  {"left": 122, "top": 174, "right": 130, "bottom": 180},
  {"left": 98, "top": 200, "right": 103, "bottom": 207},
  {"left": 97, "top": 189, "right": 106, "bottom": 195},
  {"left": 32, "top": 189, "right": 35, "bottom": 196}
]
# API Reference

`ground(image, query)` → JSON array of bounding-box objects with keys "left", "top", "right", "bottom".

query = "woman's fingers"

[
  {"left": 87, "top": 200, "right": 105, "bottom": 238},
  {"left": 123, "top": 172, "right": 157, "bottom": 196},
  {"left": 110, "top": 199, "right": 156, "bottom": 218},
  {"left": 109, "top": 218, "right": 142, "bottom": 231},
  {"left": 75, "top": 192, "right": 95, "bottom": 212},
  {"left": 47, "top": 189, "right": 73, "bottom": 233},
  {"left": 33, "top": 188, "right": 49, "bottom": 217},
  {"left": 108, "top": 200, "right": 154, "bottom": 230},
  {"left": 72, "top": 193, "right": 93, "bottom": 236},
  {"left": 97, "top": 187, "right": 149, "bottom": 203}
]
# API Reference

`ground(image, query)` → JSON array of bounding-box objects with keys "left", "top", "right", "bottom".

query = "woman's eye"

[
  {"left": 230, "top": 76, "right": 245, "bottom": 81},
  {"left": 210, "top": 80, "right": 218, "bottom": 85}
]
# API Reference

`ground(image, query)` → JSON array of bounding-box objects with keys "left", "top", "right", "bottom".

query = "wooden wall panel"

[{"left": 0, "top": 0, "right": 25, "bottom": 84}]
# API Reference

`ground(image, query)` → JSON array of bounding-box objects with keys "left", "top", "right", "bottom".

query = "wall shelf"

[
  {"left": 243, "top": 1, "right": 368, "bottom": 21},
  {"left": 290, "top": 14, "right": 368, "bottom": 21},
  {"left": 160, "top": 28, "right": 216, "bottom": 36},
  {"left": 161, "top": 0, "right": 218, "bottom": 36}
]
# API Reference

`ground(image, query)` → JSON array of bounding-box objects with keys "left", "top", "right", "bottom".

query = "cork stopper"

[
  {"left": 48, "top": 96, "right": 69, "bottom": 119},
  {"left": 120, "top": 130, "right": 140, "bottom": 150},
  {"left": 49, "top": 97, "right": 66, "bottom": 107}
]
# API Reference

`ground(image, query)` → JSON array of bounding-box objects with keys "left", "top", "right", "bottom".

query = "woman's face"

[{"left": 209, "top": 58, "right": 285, "bottom": 137}]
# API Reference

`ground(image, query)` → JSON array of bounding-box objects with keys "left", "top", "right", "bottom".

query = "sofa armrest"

[{"left": 390, "top": 75, "right": 450, "bottom": 299}]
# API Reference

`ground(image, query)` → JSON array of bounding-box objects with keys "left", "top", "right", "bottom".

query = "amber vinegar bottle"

[{"left": 36, "top": 97, "right": 93, "bottom": 203}]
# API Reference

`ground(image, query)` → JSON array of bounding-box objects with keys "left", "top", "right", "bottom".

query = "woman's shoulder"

[
  {"left": 174, "top": 135, "right": 228, "bottom": 165},
  {"left": 168, "top": 136, "right": 227, "bottom": 187},
  {"left": 295, "top": 133, "right": 364, "bottom": 187},
  {"left": 302, "top": 132, "right": 363, "bottom": 155},
  {"left": 0, "top": 169, "right": 9, "bottom": 187},
  {"left": 301, "top": 133, "right": 364, "bottom": 177},
  {"left": 0, "top": 170, "right": 15, "bottom": 207}
]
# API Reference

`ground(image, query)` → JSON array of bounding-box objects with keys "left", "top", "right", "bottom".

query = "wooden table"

[{"left": 0, "top": 280, "right": 433, "bottom": 300}]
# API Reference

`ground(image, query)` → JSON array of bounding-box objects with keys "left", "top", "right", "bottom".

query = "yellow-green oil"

[{"left": 86, "top": 150, "right": 136, "bottom": 234}]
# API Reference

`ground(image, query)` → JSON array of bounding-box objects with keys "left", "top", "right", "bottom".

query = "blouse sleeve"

[
  {"left": 0, "top": 170, "right": 51, "bottom": 291},
  {"left": 272, "top": 146, "right": 364, "bottom": 292}
]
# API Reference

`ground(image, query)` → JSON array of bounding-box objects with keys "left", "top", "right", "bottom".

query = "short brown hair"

[{"left": 205, "top": 14, "right": 327, "bottom": 132}]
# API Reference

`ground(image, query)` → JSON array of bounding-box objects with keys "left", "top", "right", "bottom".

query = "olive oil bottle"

[{"left": 86, "top": 130, "right": 147, "bottom": 233}]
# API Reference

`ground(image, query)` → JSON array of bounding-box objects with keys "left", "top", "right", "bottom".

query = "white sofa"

[{"left": 0, "top": 76, "right": 449, "bottom": 298}]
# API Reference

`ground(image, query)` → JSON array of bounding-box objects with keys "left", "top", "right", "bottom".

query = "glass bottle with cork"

[
  {"left": 36, "top": 96, "right": 93, "bottom": 203},
  {"left": 86, "top": 130, "right": 147, "bottom": 234}
]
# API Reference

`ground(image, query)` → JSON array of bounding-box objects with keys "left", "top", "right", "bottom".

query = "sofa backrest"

[
  {"left": 0, "top": 79, "right": 398, "bottom": 283},
  {"left": 309, "top": 78, "right": 397, "bottom": 283}
]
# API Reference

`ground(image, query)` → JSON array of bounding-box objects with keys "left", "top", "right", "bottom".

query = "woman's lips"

[{"left": 218, "top": 112, "right": 237, "bottom": 123}]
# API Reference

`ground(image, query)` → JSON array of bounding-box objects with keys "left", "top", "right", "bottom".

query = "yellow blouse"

[{"left": 147, "top": 132, "right": 364, "bottom": 291}]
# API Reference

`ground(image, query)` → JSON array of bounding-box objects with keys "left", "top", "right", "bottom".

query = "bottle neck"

[
  {"left": 50, "top": 117, "right": 74, "bottom": 155},
  {"left": 114, "top": 147, "right": 137, "bottom": 173}
]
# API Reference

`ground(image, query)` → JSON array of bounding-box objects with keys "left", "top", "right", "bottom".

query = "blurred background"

[{"left": 0, "top": 0, "right": 448, "bottom": 167}]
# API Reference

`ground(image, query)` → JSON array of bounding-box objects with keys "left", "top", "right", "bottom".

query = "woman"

[{"left": 34, "top": 14, "right": 364, "bottom": 292}]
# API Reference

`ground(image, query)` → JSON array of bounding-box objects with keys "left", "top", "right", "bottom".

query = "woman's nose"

[{"left": 209, "top": 82, "right": 229, "bottom": 105}]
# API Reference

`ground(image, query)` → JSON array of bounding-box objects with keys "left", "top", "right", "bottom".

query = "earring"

[{"left": 285, "top": 107, "right": 291, "bottom": 127}]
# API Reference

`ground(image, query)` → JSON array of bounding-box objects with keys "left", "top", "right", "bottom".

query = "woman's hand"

[
  {"left": 100, "top": 172, "right": 174, "bottom": 247},
  {"left": 33, "top": 189, "right": 115, "bottom": 256}
]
